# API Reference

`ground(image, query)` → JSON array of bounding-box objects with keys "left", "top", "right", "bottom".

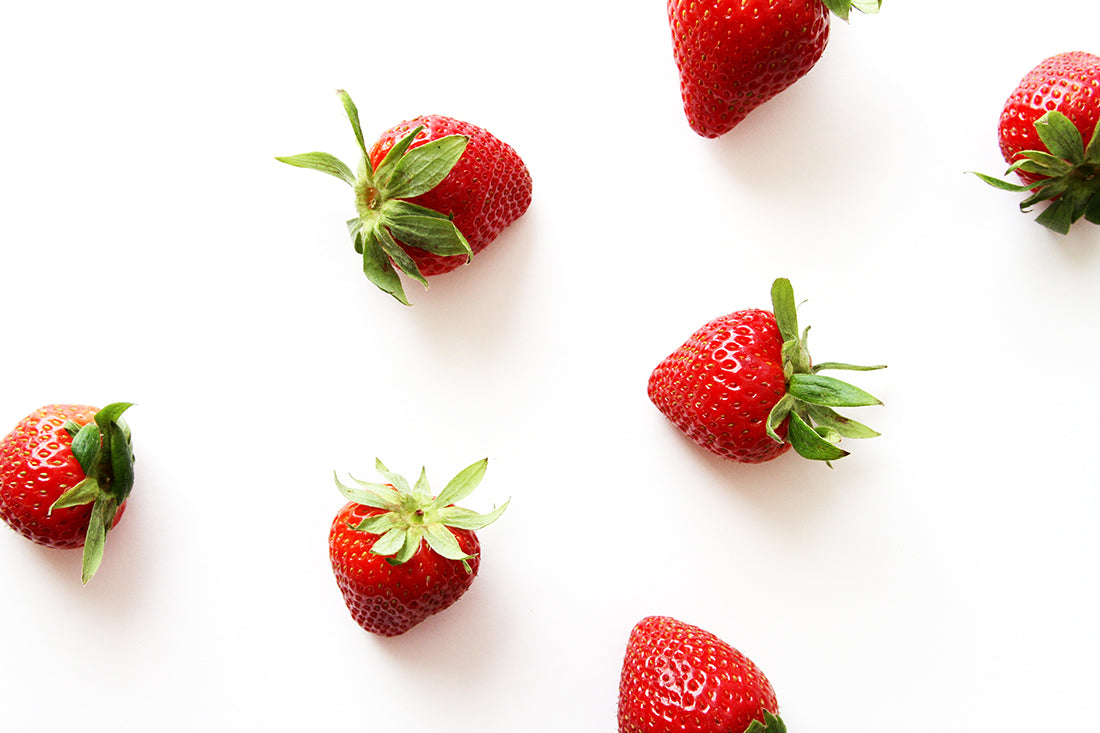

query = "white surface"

[{"left": 1, "top": 0, "right": 1099, "bottom": 729}]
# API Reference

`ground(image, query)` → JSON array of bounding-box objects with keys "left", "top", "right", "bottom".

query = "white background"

[{"left": 1, "top": 1, "right": 1098, "bottom": 729}]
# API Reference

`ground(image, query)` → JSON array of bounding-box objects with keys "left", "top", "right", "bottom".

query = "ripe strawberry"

[
  {"left": 667, "top": 0, "right": 881, "bottom": 138},
  {"left": 974, "top": 51, "right": 1100, "bottom": 234},
  {"left": 0, "top": 403, "right": 135, "bottom": 583},
  {"left": 619, "top": 616, "right": 785, "bottom": 733},
  {"left": 648, "top": 278, "right": 884, "bottom": 464},
  {"left": 278, "top": 90, "right": 532, "bottom": 303},
  {"left": 328, "top": 458, "right": 507, "bottom": 637}
]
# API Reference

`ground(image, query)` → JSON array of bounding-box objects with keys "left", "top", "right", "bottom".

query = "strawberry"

[
  {"left": 974, "top": 51, "right": 1100, "bottom": 234},
  {"left": 619, "top": 616, "right": 785, "bottom": 733},
  {"left": 328, "top": 458, "right": 507, "bottom": 637},
  {"left": 648, "top": 278, "right": 884, "bottom": 464},
  {"left": 278, "top": 90, "right": 532, "bottom": 303},
  {"left": 667, "top": 0, "right": 881, "bottom": 138},
  {"left": 0, "top": 403, "right": 135, "bottom": 583}
]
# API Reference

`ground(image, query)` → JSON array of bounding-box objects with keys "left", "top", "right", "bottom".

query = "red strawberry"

[
  {"left": 667, "top": 0, "right": 881, "bottom": 138},
  {"left": 278, "top": 91, "right": 532, "bottom": 303},
  {"left": 328, "top": 458, "right": 507, "bottom": 637},
  {"left": 975, "top": 51, "right": 1100, "bottom": 234},
  {"left": 618, "top": 616, "right": 785, "bottom": 733},
  {"left": 0, "top": 403, "right": 135, "bottom": 583},
  {"left": 648, "top": 278, "right": 884, "bottom": 464}
]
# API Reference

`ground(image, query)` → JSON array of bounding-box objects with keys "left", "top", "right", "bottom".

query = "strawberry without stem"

[
  {"left": 277, "top": 91, "right": 532, "bottom": 303},
  {"left": 619, "top": 616, "right": 784, "bottom": 733},
  {"left": 0, "top": 403, "right": 135, "bottom": 583},
  {"left": 648, "top": 278, "right": 884, "bottom": 464},
  {"left": 667, "top": 0, "right": 881, "bottom": 138},
  {"left": 974, "top": 51, "right": 1100, "bottom": 234},
  {"left": 328, "top": 459, "right": 507, "bottom": 637}
]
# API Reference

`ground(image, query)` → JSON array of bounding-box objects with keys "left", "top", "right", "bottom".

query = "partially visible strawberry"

[
  {"left": 619, "top": 616, "right": 785, "bottom": 733},
  {"left": 648, "top": 278, "right": 884, "bottom": 464},
  {"left": 328, "top": 458, "right": 507, "bottom": 637},
  {"left": 667, "top": 0, "right": 881, "bottom": 138},
  {"left": 278, "top": 91, "right": 532, "bottom": 303},
  {"left": 974, "top": 51, "right": 1100, "bottom": 234},
  {"left": 0, "top": 403, "right": 135, "bottom": 583}
]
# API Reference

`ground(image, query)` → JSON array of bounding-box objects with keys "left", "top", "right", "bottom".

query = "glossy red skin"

[
  {"left": 619, "top": 616, "right": 778, "bottom": 733},
  {"left": 368, "top": 115, "right": 532, "bottom": 276},
  {"left": 328, "top": 500, "right": 481, "bottom": 637},
  {"left": 668, "top": 0, "right": 831, "bottom": 138},
  {"left": 998, "top": 51, "right": 1100, "bottom": 185},
  {"left": 648, "top": 309, "right": 791, "bottom": 463},
  {"left": 0, "top": 404, "right": 125, "bottom": 549}
]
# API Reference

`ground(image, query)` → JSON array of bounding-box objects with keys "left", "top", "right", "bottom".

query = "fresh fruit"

[
  {"left": 328, "top": 458, "right": 508, "bottom": 636},
  {"left": 973, "top": 51, "right": 1100, "bottom": 234},
  {"left": 619, "top": 616, "right": 785, "bottom": 733},
  {"left": 277, "top": 90, "right": 532, "bottom": 303},
  {"left": 648, "top": 278, "right": 884, "bottom": 464},
  {"left": 667, "top": 0, "right": 881, "bottom": 138},
  {"left": 0, "top": 403, "right": 135, "bottom": 583}
]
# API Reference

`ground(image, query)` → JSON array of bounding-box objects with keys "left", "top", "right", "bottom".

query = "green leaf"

[
  {"left": 971, "top": 171, "right": 1035, "bottom": 192},
  {"left": 381, "top": 203, "right": 473, "bottom": 257},
  {"left": 373, "top": 126, "right": 424, "bottom": 191},
  {"left": 374, "top": 459, "right": 411, "bottom": 494},
  {"left": 359, "top": 228, "right": 410, "bottom": 305},
  {"left": 375, "top": 225, "right": 429, "bottom": 290},
  {"left": 274, "top": 152, "right": 355, "bottom": 186},
  {"left": 1015, "top": 150, "right": 1074, "bottom": 177},
  {"left": 351, "top": 513, "right": 398, "bottom": 535},
  {"left": 1035, "top": 111, "right": 1085, "bottom": 164},
  {"left": 770, "top": 278, "right": 799, "bottom": 342},
  {"left": 411, "top": 467, "right": 432, "bottom": 503},
  {"left": 50, "top": 477, "right": 101, "bottom": 511},
  {"left": 812, "top": 361, "right": 887, "bottom": 373},
  {"left": 336, "top": 89, "right": 368, "bottom": 159},
  {"left": 765, "top": 393, "right": 794, "bottom": 444},
  {"left": 347, "top": 218, "right": 363, "bottom": 253},
  {"left": 423, "top": 524, "right": 474, "bottom": 562},
  {"left": 788, "top": 411, "right": 849, "bottom": 462},
  {"left": 806, "top": 404, "right": 880, "bottom": 439},
  {"left": 1085, "top": 191, "right": 1100, "bottom": 225},
  {"left": 820, "top": 0, "right": 852, "bottom": 21},
  {"left": 433, "top": 458, "right": 489, "bottom": 508},
  {"left": 81, "top": 496, "right": 117, "bottom": 584},
  {"left": 370, "top": 527, "right": 407, "bottom": 557},
  {"left": 69, "top": 422, "right": 100, "bottom": 474},
  {"left": 851, "top": 0, "right": 881, "bottom": 13},
  {"left": 744, "top": 711, "right": 787, "bottom": 733},
  {"left": 788, "top": 373, "right": 882, "bottom": 407},
  {"left": 334, "top": 474, "right": 402, "bottom": 510},
  {"left": 384, "top": 134, "right": 468, "bottom": 199},
  {"left": 437, "top": 500, "right": 509, "bottom": 531},
  {"left": 392, "top": 527, "right": 424, "bottom": 564},
  {"left": 1034, "top": 197, "right": 1076, "bottom": 235},
  {"left": 1085, "top": 117, "right": 1100, "bottom": 161}
]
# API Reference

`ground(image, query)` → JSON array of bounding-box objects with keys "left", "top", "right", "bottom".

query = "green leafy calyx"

[
  {"left": 334, "top": 458, "right": 508, "bottom": 571},
  {"left": 973, "top": 111, "right": 1100, "bottom": 235},
  {"left": 276, "top": 90, "right": 472, "bottom": 304},
  {"left": 820, "top": 0, "right": 882, "bottom": 22},
  {"left": 52, "top": 402, "right": 135, "bottom": 584},
  {"left": 766, "top": 279, "right": 885, "bottom": 464}
]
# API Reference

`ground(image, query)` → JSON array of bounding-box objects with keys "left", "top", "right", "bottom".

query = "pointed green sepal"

[
  {"left": 765, "top": 393, "right": 795, "bottom": 444},
  {"left": 744, "top": 710, "right": 787, "bottom": 733},
  {"left": 383, "top": 134, "right": 468, "bottom": 200},
  {"left": 274, "top": 152, "right": 355, "bottom": 186},
  {"left": 788, "top": 373, "right": 882, "bottom": 408},
  {"left": 50, "top": 477, "right": 101, "bottom": 511},
  {"left": 806, "top": 404, "right": 880, "bottom": 439},
  {"left": 359, "top": 226, "right": 411, "bottom": 305},
  {"left": 788, "top": 411, "right": 849, "bottom": 462},
  {"left": 820, "top": 0, "right": 880, "bottom": 22},
  {"left": 336, "top": 89, "right": 368, "bottom": 159},
  {"left": 80, "top": 495, "right": 118, "bottom": 585}
]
